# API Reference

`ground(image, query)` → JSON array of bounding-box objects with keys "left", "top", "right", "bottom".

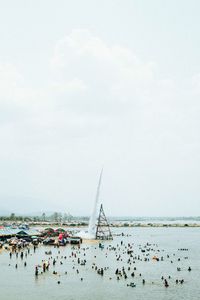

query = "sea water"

[{"left": 0, "top": 227, "right": 199, "bottom": 300}]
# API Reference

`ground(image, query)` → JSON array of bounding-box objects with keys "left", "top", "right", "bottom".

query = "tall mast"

[{"left": 96, "top": 204, "right": 113, "bottom": 240}]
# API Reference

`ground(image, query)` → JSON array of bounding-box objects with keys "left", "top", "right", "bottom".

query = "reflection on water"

[{"left": 0, "top": 227, "right": 199, "bottom": 300}]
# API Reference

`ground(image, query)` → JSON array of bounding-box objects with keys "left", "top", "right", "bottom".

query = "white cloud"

[
  {"left": 51, "top": 29, "right": 155, "bottom": 83},
  {"left": 52, "top": 78, "right": 88, "bottom": 93},
  {"left": 50, "top": 29, "right": 161, "bottom": 118},
  {"left": 1, "top": 29, "right": 199, "bottom": 148}
]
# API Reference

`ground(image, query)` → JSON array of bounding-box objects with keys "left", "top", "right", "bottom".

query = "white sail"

[
  {"left": 88, "top": 168, "right": 103, "bottom": 238},
  {"left": 78, "top": 168, "right": 103, "bottom": 239}
]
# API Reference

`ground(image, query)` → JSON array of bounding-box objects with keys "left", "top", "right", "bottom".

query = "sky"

[{"left": 0, "top": 0, "right": 200, "bottom": 216}]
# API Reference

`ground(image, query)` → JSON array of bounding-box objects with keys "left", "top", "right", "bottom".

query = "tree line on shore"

[{"left": 0, "top": 212, "right": 89, "bottom": 223}]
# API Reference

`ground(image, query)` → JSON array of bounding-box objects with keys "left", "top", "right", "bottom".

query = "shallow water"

[{"left": 0, "top": 227, "right": 199, "bottom": 300}]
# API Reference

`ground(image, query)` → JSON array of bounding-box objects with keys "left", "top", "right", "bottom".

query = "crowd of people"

[{"left": 6, "top": 234, "right": 193, "bottom": 290}]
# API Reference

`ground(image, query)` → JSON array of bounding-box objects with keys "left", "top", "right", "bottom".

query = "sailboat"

[{"left": 78, "top": 169, "right": 103, "bottom": 239}]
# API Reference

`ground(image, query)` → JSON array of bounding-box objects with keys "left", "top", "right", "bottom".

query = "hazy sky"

[{"left": 0, "top": 0, "right": 200, "bottom": 216}]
